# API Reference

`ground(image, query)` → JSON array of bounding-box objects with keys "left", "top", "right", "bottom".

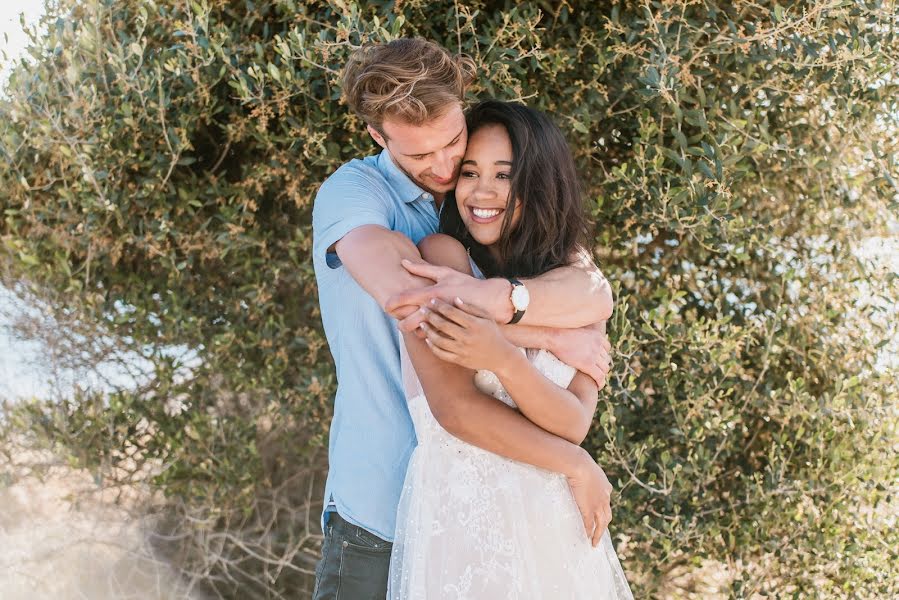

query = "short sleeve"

[{"left": 313, "top": 164, "right": 394, "bottom": 269}]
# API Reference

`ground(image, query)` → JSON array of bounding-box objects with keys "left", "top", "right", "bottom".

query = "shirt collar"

[{"left": 377, "top": 149, "right": 430, "bottom": 204}]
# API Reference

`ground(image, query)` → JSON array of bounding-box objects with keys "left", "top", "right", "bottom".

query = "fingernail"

[
  {"left": 419, "top": 307, "right": 428, "bottom": 314},
  {"left": 430, "top": 298, "right": 437, "bottom": 306},
  {"left": 455, "top": 297, "right": 464, "bottom": 305},
  {"left": 401, "top": 259, "right": 410, "bottom": 265}
]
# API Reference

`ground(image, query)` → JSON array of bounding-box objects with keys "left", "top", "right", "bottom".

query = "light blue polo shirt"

[{"left": 312, "top": 149, "right": 441, "bottom": 541}]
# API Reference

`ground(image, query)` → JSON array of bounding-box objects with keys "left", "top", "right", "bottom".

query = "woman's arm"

[
  {"left": 410, "top": 235, "right": 601, "bottom": 443},
  {"left": 408, "top": 234, "right": 603, "bottom": 442},
  {"left": 404, "top": 234, "right": 613, "bottom": 544},
  {"left": 493, "top": 351, "right": 599, "bottom": 445},
  {"left": 422, "top": 298, "right": 599, "bottom": 443}
]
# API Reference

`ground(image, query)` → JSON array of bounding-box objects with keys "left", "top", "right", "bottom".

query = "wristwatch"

[{"left": 507, "top": 278, "right": 530, "bottom": 324}]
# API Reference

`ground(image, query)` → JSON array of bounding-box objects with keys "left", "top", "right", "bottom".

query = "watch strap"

[{"left": 507, "top": 278, "right": 526, "bottom": 325}]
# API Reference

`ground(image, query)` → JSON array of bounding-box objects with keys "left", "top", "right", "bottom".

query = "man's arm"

[
  {"left": 404, "top": 330, "right": 613, "bottom": 546},
  {"left": 334, "top": 228, "right": 520, "bottom": 324},
  {"left": 332, "top": 225, "right": 433, "bottom": 319},
  {"left": 388, "top": 248, "right": 613, "bottom": 328},
  {"left": 515, "top": 254, "right": 614, "bottom": 327}
]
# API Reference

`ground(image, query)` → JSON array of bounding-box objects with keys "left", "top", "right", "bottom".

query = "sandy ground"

[{"left": 0, "top": 444, "right": 200, "bottom": 600}]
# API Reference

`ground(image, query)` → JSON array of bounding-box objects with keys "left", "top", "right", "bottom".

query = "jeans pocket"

[
  {"left": 351, "top": 526, "right": 392, "bottom": 551},
  {"left": 336, "top": 541, "right": 391, "bottom": 600}
]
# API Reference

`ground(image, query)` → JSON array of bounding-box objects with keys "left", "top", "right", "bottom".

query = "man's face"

[{"left": 368, "top": 104, "right": 467, "bottom": 200}]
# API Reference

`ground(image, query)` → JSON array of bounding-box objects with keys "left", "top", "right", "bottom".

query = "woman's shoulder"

[{"left": 417, "top": 234, "right": 472, "bottom": 275}]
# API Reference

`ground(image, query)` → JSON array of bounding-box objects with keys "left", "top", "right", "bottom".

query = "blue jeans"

[{"left": 312, "top": 512, "right": 393, "bottom": 600}]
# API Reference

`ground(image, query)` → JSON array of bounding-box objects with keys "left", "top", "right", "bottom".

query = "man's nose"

[{"left": 432, "top": 152, "right": 454, "bottom": 180}]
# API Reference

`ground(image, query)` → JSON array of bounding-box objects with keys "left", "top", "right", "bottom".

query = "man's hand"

[
  {"left": 387, "top": 260, "right": 513, "bottom": 328},
  {"left": 549, "top": 322, "right": 613, "bottom": 389},
  {"left": 566, "top": 448, "right": 614, "bottom": 546}
]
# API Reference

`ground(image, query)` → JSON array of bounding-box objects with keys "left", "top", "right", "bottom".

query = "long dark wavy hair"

[{"left": 439, "top": 100, "right": 588, "bottom": 279}]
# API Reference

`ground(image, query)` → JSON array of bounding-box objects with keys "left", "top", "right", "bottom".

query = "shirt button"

[{"left": 422, "top": 193, "right": 431, "bottom": 200}]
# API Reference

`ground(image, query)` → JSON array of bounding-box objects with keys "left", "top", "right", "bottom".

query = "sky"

[
  {"left": 0, "top": 2, "right": 45, "bottom": 85},
  {"left": 1, "top": 2, "right": 51, "bottom": 400}
]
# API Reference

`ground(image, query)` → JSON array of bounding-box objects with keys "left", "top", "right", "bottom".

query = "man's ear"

[{"left": 367, "top": 124, "right": 388, "bottom": 149}]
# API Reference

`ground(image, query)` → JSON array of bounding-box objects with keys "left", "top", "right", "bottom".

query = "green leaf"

[
  {"left": 673, "top": 128, "right": 688, "bottom": 150},
  {"left": 572, "top": 120, "right": 589, "bottom": 134}
]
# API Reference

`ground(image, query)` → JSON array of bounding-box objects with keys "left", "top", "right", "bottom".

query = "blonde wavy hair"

[{"left": 342, "top": 38, "right": 476, "bottom": 137}]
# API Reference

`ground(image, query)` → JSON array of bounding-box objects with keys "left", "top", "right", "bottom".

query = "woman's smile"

[{"left": 468, "top": 206, "right": 506, "bottom": 224}]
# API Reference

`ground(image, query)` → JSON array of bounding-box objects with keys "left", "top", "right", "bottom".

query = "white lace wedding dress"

[{"left": 388, "top": 339, "right": 634, "bottom": 599}]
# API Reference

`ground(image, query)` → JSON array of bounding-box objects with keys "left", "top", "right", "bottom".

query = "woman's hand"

[
  {"left": 566, "top": 448, "right": 614, "bottom": 546},
  {"left": 419, "top": 298, "right": 517, "bottom": 372}
]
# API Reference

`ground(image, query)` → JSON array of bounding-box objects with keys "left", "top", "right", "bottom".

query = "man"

[{"left": 311, "top": 38, "right": 615, "bottom": 599}]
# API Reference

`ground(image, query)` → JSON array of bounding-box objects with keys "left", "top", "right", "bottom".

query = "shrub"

[{"left": 1, "top": 0, "right": 896, "bottom": 597}]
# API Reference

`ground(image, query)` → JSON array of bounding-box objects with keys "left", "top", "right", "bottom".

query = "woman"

[{"left": 388, "top": 101, "right": 633, "bottom": 599}]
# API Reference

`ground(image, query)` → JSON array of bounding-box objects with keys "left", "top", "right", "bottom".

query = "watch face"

[{"left": 511, "top": 284, "right": 530, "bottom": 311}]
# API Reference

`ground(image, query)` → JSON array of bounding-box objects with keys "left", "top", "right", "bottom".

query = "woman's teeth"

[{"left": 472, "top": 208, "right": 502, "bottom": 219}]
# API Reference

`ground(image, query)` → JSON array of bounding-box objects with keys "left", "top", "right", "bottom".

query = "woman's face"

[{"left": 454, "top": 124, "right": 522, "bottom": 251}]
